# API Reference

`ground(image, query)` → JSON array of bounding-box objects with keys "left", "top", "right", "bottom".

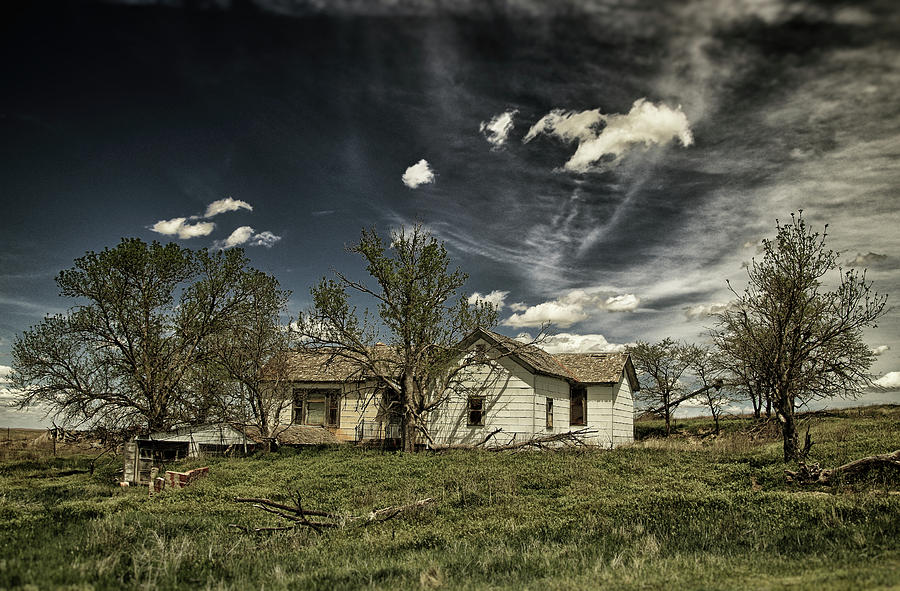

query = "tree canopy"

[
  {"left": 11, "top": 238, "right": 286, "bottom": 432},
  {"left": 713, "top": 212, "right": 887, "bottom": 460},
  {"left": 297, "top": 226, "right": 498, "bottom": 451}
]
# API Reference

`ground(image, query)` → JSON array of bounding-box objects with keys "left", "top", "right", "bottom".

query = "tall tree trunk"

[
  {"left": 775, "top": 395, "right": 799, "bottom": 461},
  {"left": 664, "top": 406, "right": 672, "bottom": 436},
  {"left": 401, "top": 373, "right": 418, "bottom": 452},
  {"left": 750, "top": 387, "right": 761, "bottom": 419}
]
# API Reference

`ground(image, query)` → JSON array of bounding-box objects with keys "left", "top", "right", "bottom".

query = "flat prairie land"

[{"left": 1, "top": 406, "right": 898, "bottom": 590}]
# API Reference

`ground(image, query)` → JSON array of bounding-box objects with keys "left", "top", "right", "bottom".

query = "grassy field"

[{"left": 1, "top": 407, "right": 899, "bottom": 590}]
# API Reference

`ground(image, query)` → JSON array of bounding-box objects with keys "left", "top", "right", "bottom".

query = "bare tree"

[
  {"left": 210, "top": 270, "right": 294, "bottom": 440},
  {"left": 690, "top": 346, "right": 729, "bottom": 435},
  {"left": 628, "top": 338, "right": 699, "bottom": 435},
  {"left": 713, "top": 212, "right": 887, "bottom": 460},
  {"left": 296, "top": 226, "right": 499, "bottom": 451}
]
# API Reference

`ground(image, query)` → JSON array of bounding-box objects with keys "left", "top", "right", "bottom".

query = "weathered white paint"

[
  {"left": 279, "top": 380, "right": 384, "bottom": 441},
  {"left": 612, "top": 372, "right": 635, "bottom": 445}
]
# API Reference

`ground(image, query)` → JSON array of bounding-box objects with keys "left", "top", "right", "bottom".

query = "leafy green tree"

[
  {"left": 713, "top": 213, "right": 887, "bottom": 460},
  {"left": 297, "top": 226, "right": 498, "bottom": 451},
  {"left": 11, "top": 238, "right": 264, "bottom": 432}
]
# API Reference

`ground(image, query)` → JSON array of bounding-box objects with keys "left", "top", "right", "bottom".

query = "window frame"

[
  {"left": 570, "top": 385, "right": 587, "bottom": 426},
  {"left": 467, "top": 395, "right": 485, "bottom": 426},
  {"left": 546, "top": 397, "right": 554, "bottom": 430},
  {"left": 292, "top": 388, "right": 341, "bottom": 427}
]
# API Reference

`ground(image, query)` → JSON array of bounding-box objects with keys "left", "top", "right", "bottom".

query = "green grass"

[{"left": 1, "top": 407, "right": 899, "bottom": 590}]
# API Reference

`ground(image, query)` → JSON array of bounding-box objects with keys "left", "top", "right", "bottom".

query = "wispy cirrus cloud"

[
  {"left": 479, "top": 110, "right": 517, "bottom": 148},
  {"left": 523, "top": 99, "right": 693, "bottom": 172},
  {"left": 402, "top": 159, "right": 435, "bottom": 188}
]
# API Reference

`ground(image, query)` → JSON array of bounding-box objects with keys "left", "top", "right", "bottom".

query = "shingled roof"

[
  {"left": 281, "top": 329, "right": 638, "bottom": 391},
  {"left": 553, "top": 352, "right": 635, "bottom": 385}
]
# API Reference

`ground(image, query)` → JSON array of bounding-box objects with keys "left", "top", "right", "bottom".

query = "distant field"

[{"left": 1, "top": 406, "right": 898, "bottom": 590}]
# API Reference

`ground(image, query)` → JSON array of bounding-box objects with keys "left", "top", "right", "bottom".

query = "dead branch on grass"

[
  {"left": 785, "top": 449, "right": 900, "bottom": 485},
  {"left": 231, "top": 495, "right": 435, "bottom": 533}
]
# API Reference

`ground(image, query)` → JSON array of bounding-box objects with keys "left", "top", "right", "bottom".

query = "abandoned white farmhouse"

[{"left": 281, "top": 328, "right": 639, "bottom": 448}]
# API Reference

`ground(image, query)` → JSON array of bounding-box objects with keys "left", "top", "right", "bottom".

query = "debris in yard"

[
  {"left": 230, "top": 493, "right": 435, "bottom": 533},
  {"left": 785, "top": 449, "right": 900, "bottom": 485},
  {"left": 165, "top": 466, "right": 209, "bottom": 489},
  {"left": 146, "top": 466, "right": 209, "bottom": 496}
]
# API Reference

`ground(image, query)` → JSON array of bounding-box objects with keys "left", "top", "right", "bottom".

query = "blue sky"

[{"left": 2, "top": 0, "right": 899, "bottom": 427}]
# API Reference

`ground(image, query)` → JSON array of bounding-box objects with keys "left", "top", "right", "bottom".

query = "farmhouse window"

[
  {"left": 546, "top": 397, "right": 553, "bottom": 429},
  {"left": 467, "top": 396, "right": 485, "bottom": 426},
  {"left": 293, "top": 389, "right": 341, "bottom": 426},
  {"left": 570, "top": 386, "right": 586, "bottom": 426}
]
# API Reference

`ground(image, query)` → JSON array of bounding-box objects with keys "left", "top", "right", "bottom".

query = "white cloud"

[
  {"left": 684, "top": 302, "right": 733, "bottom": 321},
  {"left": 532, "top": 332, "right": 628, "bottom": 354},
  {"left": 873, "top": 372, "right": 900, "bottom": 390},
  {"left": 604, "top": 294, "right": 640, "bottom": 312},
  {"left": 203, "top": 197, "right": 253, "bottom": 218},
  {"left": 248, "top": 231, "right": 281, "bottom": 248},
  {"left": 468, "top": 290, "right": 509, "bottom": 310},
  {"left": 873, "top": 345, "right": 890, "bottom": 356},
  {"left": 845, "top": 252, "right": 889, "bottom": 268},
  {"left": 0, "top": 364, "right": 11, "bottom": 383},
  {"left": 509, "top": 302, "right": 529, "bottom": 313},
  {"left": 150, "top": 217, "right": 216, "bottom": 239},
  {"left": 220, "top": 226, "right": 255, "bottom": 249},
  {"left": 217, "top": 227, "right": 282, "bottom": 249},
  {"left": 479, "top": 110, "right": 517, "bottom": 148},
  {"left": 523, "top": 99, "right": 693, "bottom": 172},
  {"left": 402, "top": 159, "right": 435, "bottom": 188},
  {"left": 503, "top": 289, "right": 640, "bottom": 328}
]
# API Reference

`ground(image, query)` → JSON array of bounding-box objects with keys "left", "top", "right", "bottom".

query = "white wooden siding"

[
  {"left": 612, "top": 374, "right": 635, "bottom": 445},
  {"left": 429, "top": 345, "right": 538, "bottom": 446}
]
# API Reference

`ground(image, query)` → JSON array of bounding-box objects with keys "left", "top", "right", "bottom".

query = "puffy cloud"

[
  {"left": 604, "top": 294, "right": 640, "bottom": 312},
  {"left": 503, "top": 289, "right": 639, "bottom": 328},
  {"left": 873, "top": 372, "right": 900, "bottom": 390},
  {"left": 527, "top": 332, "right": 627, "bottom": 354},
  {"left": 217, "top": 227, "right": 282, "bottom": 249},
  {"left": 0, "top": 364, "right": 11, "bottom": 383},
  {"left": 524, "top": 99, "right": 693, "bottom": 172},
  {"left": 873, "top": 345, "right": 891, "bottom": 356},
  {"left": 479, "top": 110, "right": 517, "bottom": 148},
  {"left": 468, "top": 290, "right": 509, "bottom": 310},
  {"left": 845, "top": 252, "right": 890, "bottom": 268},
  {"left": 150, "top": 217, "right": 216, "bottom": 239},
  {"left": 684, "top": 302, "right": 733, "bottom": 321},
  {"left": 248, "top": 231, "right": 282, "bottom": 248},
  {"left": 509, "top": 302, "right": 529, "bottom": 313},
  {"left": 203, "top": 197, "right": 253, "bottom": 218},
  {"left": 402, "top": 159, "right": 435, "bottom": 188},
  {"left": 219, "top": 226, "right": 255, "bottom": 249}
]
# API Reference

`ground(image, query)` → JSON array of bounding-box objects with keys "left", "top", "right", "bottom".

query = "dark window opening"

[
  {"left": 293, "top": 388, "right": 341, "bottom": 426},
  {"left": 468, "top": 396, "right": 485, "bottom": 426},
  {"left": 546, "top": 397, "right": 554, "bottom": 429},
  {"left": 570, "top": 386, "right": 586, "bottom": 426}
]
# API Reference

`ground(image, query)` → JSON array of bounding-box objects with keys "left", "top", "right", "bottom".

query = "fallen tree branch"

[
  {"left": 230, "top": 496, "right": 435, "bottom": 533},
  {"left": 429, "top": 428, "right": 597, "bottom": 452},
  {"left": 785, "top": 449, "right": 900, "bottom": 485}
]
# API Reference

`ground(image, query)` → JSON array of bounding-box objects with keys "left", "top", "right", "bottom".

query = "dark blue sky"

[{"left": 2, "top": 0, "right": 899, "bottom": 426}]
